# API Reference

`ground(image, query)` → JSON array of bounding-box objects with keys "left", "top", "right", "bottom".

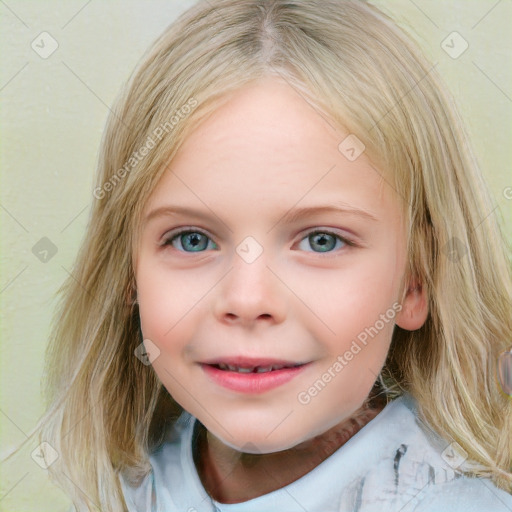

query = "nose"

[{"left": 212, "top": 250, "right": 287, "bottom": 328}]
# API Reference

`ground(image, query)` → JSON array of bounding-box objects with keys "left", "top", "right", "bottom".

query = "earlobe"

[{"left": 395, "top": 282, "right": 429, "bottom": 331}]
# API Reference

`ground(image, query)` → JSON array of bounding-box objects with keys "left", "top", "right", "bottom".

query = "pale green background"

[{"left": 1, "top": 1, "right": 511, "bottom": 510}]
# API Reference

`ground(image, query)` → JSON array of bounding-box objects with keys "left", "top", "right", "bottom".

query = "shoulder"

[
  {"left": 411, "top": 476, "right": 512, "bottom": 512},
  {"left": 342, "top": 394, "right": 512, "bottom": 512},
  {"left": 119, "top": 411, "right": 193, "bottom": 511},
  {"left": 119, "top": 466, "right": 157, "bottom": 511}
]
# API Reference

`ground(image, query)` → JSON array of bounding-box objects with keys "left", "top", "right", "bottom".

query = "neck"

[{"left": 193, "top": 400, "right": 385, "bottom": 504}]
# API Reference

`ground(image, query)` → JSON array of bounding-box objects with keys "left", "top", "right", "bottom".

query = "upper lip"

[{"left": 201, "top": 357, "right": 305, "bottom": 368}]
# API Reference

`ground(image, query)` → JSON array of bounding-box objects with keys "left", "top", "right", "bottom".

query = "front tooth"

[
  {"left": 271, "top": 365, "right": 285, "bottom": 371},
  {"left": 218, "top": 363, "right": 229, "bottom": 370},
  {"left": 237, "top": 367, "right": 255, "bottom": 373},
  {"left": 256, "top": 366, "right": 274, "bottom": 373},
  {"left": 227, "top": 364, "right": 238, "bottom": 371}
]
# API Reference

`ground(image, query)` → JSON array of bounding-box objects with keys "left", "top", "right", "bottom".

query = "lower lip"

[{"left": 200, "top": 363, "right": 310, "bottom": 394}]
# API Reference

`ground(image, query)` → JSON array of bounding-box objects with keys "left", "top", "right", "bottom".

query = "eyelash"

[{"left": 160, "top": 226, "right": 357, "bottom": 256}]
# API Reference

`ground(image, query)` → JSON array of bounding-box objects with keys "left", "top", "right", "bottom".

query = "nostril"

[{"left": 223, "top": 313, "right": 272, "bottom": 321}]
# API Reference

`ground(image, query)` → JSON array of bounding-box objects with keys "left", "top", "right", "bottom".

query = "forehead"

[{"left": 145, "top": 77, "right": 401, "bottom": 223}]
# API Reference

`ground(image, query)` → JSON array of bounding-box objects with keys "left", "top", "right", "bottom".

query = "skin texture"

[{"left": 135, "top": 76, "right": 428, "bottom": 503}]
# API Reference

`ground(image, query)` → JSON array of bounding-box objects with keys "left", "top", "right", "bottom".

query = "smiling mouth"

[
  {"left": 209, "top": 363, "right": 304, "bottom": 373},
  {"left": 201, "top": 361, "right": 311, "bottom": 393}
]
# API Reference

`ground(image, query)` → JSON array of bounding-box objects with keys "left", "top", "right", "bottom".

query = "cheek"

[
  {"left": 136, "top": 267, "right": 200, "bottom": 397},
  {"left": 136, "top": 265, "right": 170, "bottom": 338},
  {"left": 136, "top": 260, "right": 206, "bottom": 342},
  {"left": 289, "top": 254, "right": 401, "bottom": 333}
]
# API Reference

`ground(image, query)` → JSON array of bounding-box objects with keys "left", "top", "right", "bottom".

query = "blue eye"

[
  {"left": 162, "top": 228, "right": 354, "bottom": 254},
  {"left": 163, "top": 230, "right": 218, "bottom": 252},
  {"left": 298, "top": 230, "right": 352, "bottom": 253}
]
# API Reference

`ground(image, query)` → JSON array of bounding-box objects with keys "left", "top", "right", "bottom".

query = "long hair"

[{"left": 3, "top": 0, "right": 511, "bottom": 509}]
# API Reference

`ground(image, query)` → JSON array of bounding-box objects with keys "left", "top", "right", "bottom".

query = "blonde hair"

[{"left": 4, "top": 0, "right": 511, "bottom": 509}]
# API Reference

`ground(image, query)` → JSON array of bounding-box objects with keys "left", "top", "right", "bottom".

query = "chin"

[{"left": 216, "top": 430, "right": 302, "bottom": 455}]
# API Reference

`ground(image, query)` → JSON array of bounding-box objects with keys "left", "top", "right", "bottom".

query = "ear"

[
  {"left": 395, "top": 281, "right": 429, "bottom": 331},
  {"left": 125, "top": 279, "right": 138, "bottom": 306}
]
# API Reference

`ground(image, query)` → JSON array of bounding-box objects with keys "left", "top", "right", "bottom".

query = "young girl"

[{"left": 6, "top": 0, "right": 512, "bottom": 510}]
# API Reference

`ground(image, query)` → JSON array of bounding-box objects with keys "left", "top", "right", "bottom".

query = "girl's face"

[{"left": 136, "top": 77, "right": 427, "bottom": 453}]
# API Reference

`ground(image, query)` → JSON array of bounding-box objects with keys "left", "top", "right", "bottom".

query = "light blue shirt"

[{"left": 119, "top": 394, "right": 512, "bottom": 511}]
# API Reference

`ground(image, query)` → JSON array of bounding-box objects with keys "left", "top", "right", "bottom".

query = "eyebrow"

[
  {"left": 276, "top": 204, "right": 379, "bottom": 225},
  {"left": 143, "top": 203, "right": 379, "bottom": 230}
]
